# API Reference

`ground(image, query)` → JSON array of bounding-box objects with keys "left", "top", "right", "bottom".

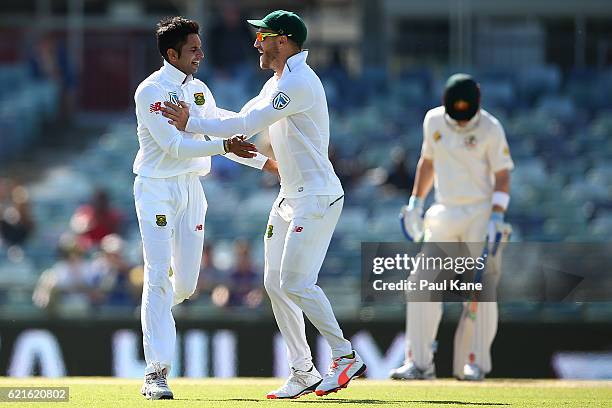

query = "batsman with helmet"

[{"left": 391, "top": 74, "right": 514, "bottom": 381}]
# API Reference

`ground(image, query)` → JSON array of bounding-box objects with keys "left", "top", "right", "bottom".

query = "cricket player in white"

[
  {"left": 391, "top": 74, "right": 513, "bottom": 381},
  {"left": 161, "top": 10, "right": 366, "bottom": 399},
  {"left": 134, "top": 17, "right": 275, "bottom": 400}
]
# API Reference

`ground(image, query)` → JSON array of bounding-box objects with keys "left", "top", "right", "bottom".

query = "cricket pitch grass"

[{"left": 1, "top": 377, "right": 611, "bottom": 407}]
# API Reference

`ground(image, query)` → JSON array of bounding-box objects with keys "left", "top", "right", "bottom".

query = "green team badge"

[
  {"left": 156, "top": 214, "right": 167, "bottom": 227},
  {"left": 194, "top": 92, "right": 205, "bottom": 105},
  {"left": 266, "top": 225, "right": 274, "bottom": 238}
]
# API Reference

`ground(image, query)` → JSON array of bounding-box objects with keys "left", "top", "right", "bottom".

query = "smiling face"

[
  {"left": 253, "top": 29, "right": 282, "bottom": 71},
  {"left": 168, "top": 33, "right": 203, "bottom": 76}
]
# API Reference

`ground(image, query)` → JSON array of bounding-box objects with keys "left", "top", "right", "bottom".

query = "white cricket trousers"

[
  {"left": 264, "top": 194, "right": 352, "bottom": 371},
  {"left": 405, "top": 201, "right": 501, "bottom": 376},
  {"left": 134, "top": 173, "right": 207, "bottom": 375}
]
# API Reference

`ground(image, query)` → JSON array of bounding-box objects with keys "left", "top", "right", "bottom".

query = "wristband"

[
  {"left": 491, "top": 191, "right": 510, "bottom": 210},
  {"left": 490, "top": 211, "right": 504, "bottom": 222},
  {"left": 408, "top": 196, "right": 424, "bottom": 211}
]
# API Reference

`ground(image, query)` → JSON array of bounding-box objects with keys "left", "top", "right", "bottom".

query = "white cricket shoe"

[
  {"left": 315, "top": 351, "right": 366, "bottom": 396},
  {"left": 140, "top": 364, "right": 174, "bottom": 400},
  {"left": 462, "top": 363, "right": 485, "bottom": 381},
  {"left": 389, "top": 362, "right": 436, "bottom": 380},
  {"left": 266, "top": 366, "right": 323, "bottom": 399}
]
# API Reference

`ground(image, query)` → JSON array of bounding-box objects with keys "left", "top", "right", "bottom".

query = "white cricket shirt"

[
  {"left": 133, "top": 60, "right": 267, "bottom": 178},
  {"left": 184, "top": 51, "right": 344, "bottom": 198},
  {"left": 421, "top": 106, "right": 514, "bottom": 206}
]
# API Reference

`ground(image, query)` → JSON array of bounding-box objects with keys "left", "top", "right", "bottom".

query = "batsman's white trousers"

[
  {"left": 134, "top": 174, "right": 206, "bottom": 375},
  {"left": 405, "top": 201, "right": 501, "bottom": 376},
  {"left": 264, "top": 194, "right": 352, "bottom": 371}
]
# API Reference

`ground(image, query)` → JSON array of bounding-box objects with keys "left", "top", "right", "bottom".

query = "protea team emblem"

[
  {"left": 156, "top": 214, "right": 167, "bottom": 227},
  {"left": 266, "top": 225, "right": 274, "bottom": 238},
  {"left": 272, "top": 92, "right": 290, "bottom": 110},
  {"left": 194, "top": 92, "right": 205, "bottom": 105},
  {"left": 168, "top": 91, "right": 179, "bottom": 105},
  {"left": 464, "top": 135, "right": 478, "bottom": 149}
]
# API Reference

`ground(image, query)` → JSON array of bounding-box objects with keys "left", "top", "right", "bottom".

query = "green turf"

[{"left": 0, "top": 378, "right": 611, "bottom": 407}]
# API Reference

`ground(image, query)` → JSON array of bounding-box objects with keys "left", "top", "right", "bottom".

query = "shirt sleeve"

[
  {"left": 421, "top": 114, "right": 434, "bottom": 160},
  {"left": 135, "top": 84, "right": 225, "bottom": 159},
  {"left": 185, "top": 76, "right": 315, "bottom": 139},
  {"left": 208, "top": 95, "right": 268, "bottom": 170},
  {"left": 223, "top": 152, "right": 268, "bottom": 169},
  {"left": 486, "top": 120, "right": 514, "bottom": 173}
]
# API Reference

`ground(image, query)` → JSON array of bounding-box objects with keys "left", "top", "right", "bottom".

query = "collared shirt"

[
  {"left": 422, "top": 106, "right": 514, "bottom": 206},
  {"left": 133, "top": 60, "right": 267, "bottom": 178},
  {"left": 184, "top": 51, "right": 343, "bottom": 198}
]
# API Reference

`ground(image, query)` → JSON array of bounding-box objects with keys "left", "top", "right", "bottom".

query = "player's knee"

[
  {"left": 279, "top": 279, "right": 304, "bottom": 300},
  {"left": 264, "top": 272, "right": 281, "bottom": 297},
  {"left": 173, "top": 281, "right": 197, "bottom": 304},
  {"left": 144, "top": 261, "right": 172, "bottom": 289}
]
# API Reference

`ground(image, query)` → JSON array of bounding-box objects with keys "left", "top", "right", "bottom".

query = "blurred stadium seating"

[{"left": 0, "top": 58, "right": 611, "bottom": 321}]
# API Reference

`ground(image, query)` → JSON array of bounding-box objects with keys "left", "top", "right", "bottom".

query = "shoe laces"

[
  {"left": 325, "top": 358, "right": 341, "bottom": 377},
  {"left": 149, "top": 362, "right": 168, "bottom": 388},
  {"left": 284, "top": 367, "right": 313, "bottom": 388}
]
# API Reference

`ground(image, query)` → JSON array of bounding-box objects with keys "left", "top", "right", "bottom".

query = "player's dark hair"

[{"left": 155, "top": 16, "right": 199, "bottom": 62}]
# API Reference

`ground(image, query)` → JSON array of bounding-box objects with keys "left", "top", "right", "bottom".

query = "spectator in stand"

[
  {"left": 89, "top": 234, "right": 139, "bottom": 307},
  {"left": 224, "top": 239, "right": 262, "bottom": 308},
  {"left": 70, "top": 188, "right": 123, "bottom": 250},
  {"left": 207, "top": 3, "right": 253, "bottom": 76},
  {"left": 383, "top": 147, "right": 414, "bottom": 197},
  {"left": 28, "top": 32, "right": 77, "bottom": 122},
  {"left": 32, "top": 234, "right": 101, "bottom": 312},
  {"left": 0, "top": 184, "right": 35, "bottom": 250},
  {"left": 192, "top": 243, "right": 225, "bottom": 302},
  {"left": 328, "top": 144, "right": 366, "bottom": 189}
]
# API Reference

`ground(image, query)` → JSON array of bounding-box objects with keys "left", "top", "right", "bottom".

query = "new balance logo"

[
  {"left": 150, "top": 102, "right": 162, "bottom": 114},
  {"left": 195, "top": 224, "right": 203, "bottom": 231},
  {"left": 293, "top": 226, "right": 304, "bottom": 233}
]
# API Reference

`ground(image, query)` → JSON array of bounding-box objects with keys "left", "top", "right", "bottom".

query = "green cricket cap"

[
  {"left": 248, "top": 10, "right": 307, "bottom": 47},
  {"left": 444, "top": 73, "right": 481, "bottom": 121}
]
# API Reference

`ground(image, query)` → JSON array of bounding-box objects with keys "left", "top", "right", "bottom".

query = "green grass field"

[{"left": 0, "top": 377, "right": 611, "bottom": 407}]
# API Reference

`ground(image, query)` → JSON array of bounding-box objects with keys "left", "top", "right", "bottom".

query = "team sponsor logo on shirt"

[
  {"left": 272, "top": 92, "right": 291, "bottom": 110},
  {"left": 195, "top": 224, "right": 203, "bottom": 231},
  {"left": 194, "top": 92, "right": 205, "bottom": 105},
  {"left": 433, "top": 131, "right": 442, "bottom": 142},
  {"left": 149, "top": 102, "right": 162, "bottom": 114},
  {"left": 156, "top": 214, "right": 167, "bottom": 227},
  {"left": 293, "top": 226, "right": 304, "bottom": 233},
  {"left": 464, "top": 135, "right": 478, "bottom": 149},
  {"left": 266, "top": 225, "right": 274, "bottom": 238},
  {"left": 168, "top": 91, "right": 179, "bottom": 105}
]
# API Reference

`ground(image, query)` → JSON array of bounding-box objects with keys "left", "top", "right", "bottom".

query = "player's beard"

[{"left": 260, "top": 44, "right": 279, "bottom": 70}]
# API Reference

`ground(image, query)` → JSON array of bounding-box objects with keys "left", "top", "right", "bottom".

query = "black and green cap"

[
  {"left": 247, "top": 10, "right": 307, "bottom": 47},
  {"left": 444, "top": 73, "right": 480, "bottom": 121}
]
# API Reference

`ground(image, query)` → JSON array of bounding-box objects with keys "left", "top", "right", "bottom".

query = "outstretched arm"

[{"left": 161, "top": 79, "right": 314, "bottom": 139}]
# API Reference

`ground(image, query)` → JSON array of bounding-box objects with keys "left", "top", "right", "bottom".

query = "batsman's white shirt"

[
  {"left": 421, "top": 107, "right": 514, "bottom": 206},
  {"left": 185, "top": 51, "right": 344, "bottom": 199},
  {"left": 406, "top": 107, "right": 513, "bottom": 377}
]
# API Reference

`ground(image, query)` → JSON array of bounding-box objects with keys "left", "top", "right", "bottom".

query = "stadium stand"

[{"left": 0, "top": 61, "right": 611, "bottom": 320}]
